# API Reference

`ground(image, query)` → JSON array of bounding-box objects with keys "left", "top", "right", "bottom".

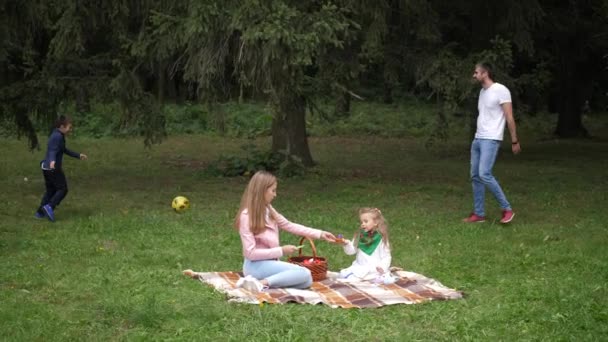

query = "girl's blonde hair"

[
  {"left": 234, "top": 171, "right": 277, "bottom": 235},
  {"left": 353, "top": 207, "right": 389, "bottom": 246}
]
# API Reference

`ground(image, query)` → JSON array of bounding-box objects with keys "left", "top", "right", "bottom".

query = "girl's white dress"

[{"left": 339, "top": 240, "right": 392, "bottom": 281}]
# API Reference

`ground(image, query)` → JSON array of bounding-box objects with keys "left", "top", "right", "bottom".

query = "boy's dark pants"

[{"left": 37, "top": 168, "right": 68, "bottom": 214}]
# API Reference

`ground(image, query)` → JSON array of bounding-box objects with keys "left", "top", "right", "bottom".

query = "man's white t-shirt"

[{"left": 475, "top": 82, "right": 511, "bottom": 141}]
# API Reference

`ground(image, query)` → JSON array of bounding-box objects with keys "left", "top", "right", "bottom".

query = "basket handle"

[{"left": 297, "top": 237, "right": 318, "bottom": 258}]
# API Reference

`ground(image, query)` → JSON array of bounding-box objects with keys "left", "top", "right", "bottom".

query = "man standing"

[{"left": 463, "top": 62, "right": 521, "bottom": 224}]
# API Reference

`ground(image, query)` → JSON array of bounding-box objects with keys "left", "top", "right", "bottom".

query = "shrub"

[{"left": 205, "top": 143, "right": 306, "bottom": 178}]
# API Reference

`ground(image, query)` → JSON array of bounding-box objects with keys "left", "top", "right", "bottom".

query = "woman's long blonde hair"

[
  {"left": 352, "top": 207, "right": 389, "bottom": 246},
  {"left": 234, "top": 171, "right": 277, "bottom": 235}
]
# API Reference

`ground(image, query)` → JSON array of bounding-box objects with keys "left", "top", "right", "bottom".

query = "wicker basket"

[{"left": 287, "top": 237, "right": 328, "bottom": 281}]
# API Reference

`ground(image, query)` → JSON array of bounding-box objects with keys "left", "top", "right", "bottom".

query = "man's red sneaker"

[
  {"left": 500, "top": 210, "right": 515, "bottom": 224},
  {"left": 462, "top": 213, "right": 486, "bottom": 223}
]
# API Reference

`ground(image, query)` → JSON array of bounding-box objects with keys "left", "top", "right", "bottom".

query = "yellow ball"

[{"left": 172, "top": 196, "right": 190, "bottom": 213}]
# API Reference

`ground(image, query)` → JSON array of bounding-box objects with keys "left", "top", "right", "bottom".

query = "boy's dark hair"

[
  {"left": 476, "top": 61, "right": 495, "bottom": 81},
  {"left": 54, "top": 115, "right": 72, "bottom": 128}
]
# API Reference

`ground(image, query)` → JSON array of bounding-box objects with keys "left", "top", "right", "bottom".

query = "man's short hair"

[{"left": 476, "top": 62, "right": 495, "bottom": 81}]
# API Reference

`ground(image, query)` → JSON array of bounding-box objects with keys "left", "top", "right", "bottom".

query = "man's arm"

[{"left": 502, "top": 102, "right": 521, "bottom": 154}]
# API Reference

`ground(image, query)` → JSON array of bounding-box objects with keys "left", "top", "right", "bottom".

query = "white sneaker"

[
  {"left": 326, "top": 271, "right": 340, "bottom": 280},
  {"left": 236, "top": 275, "right": 267, "bottom": 293},
  {"left": 235, "top": 275, "right": 249, "bottom": 288}
]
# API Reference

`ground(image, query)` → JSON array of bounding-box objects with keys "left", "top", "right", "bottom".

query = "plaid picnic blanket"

[{"left": 187, "top": 270, "right": 463, "bottom": 308}]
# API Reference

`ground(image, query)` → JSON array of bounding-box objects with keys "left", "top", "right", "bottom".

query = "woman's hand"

[
  {"left": 320, "top": 231, "right": 337, "bottom": 242},
  {"left": 281, "top": 245, "right": 300, "bottom": 255}
]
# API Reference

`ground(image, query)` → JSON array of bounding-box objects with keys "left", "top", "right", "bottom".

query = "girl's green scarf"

[{"left": 358, "top": 229, "right": 382, "bottom": 255}]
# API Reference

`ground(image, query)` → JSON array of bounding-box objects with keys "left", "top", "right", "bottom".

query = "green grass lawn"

[{"left": 1, "top": 134, "right": 607, "bottom": 341}]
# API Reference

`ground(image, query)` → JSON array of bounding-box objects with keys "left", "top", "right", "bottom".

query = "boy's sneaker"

[
  {"left": 236, "top": 275, "right": 267, "bottom": 293},
  {"left": 42, "top": 204, "right": 55, "bottom": 222},
  {"left": 34, "top": 211, "right": 45, "bottom": 219},
  {"left": 500, "top": 210, "right": 515, "bottom": 224},
  {"left": 462, "top": 213, "right": 486, "bottom": 223}
]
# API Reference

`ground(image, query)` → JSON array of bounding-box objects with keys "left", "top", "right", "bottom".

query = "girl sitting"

[
  {"left": 233, "top": 171, "right": 335, "bottom": 291},
  {"left": 335, "top": 208, "right": 391, "bottom": 281}
]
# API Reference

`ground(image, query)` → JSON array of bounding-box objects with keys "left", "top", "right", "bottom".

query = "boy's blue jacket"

[{"left": 41, "top": 129, "right": 80, "bottom": 169}]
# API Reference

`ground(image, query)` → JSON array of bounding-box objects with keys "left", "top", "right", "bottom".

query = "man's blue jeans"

[{"left": 470, "top": 138, "right": 511, "bottom": 217}]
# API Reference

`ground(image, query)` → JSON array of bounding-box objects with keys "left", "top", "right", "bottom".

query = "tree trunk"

[
  {"left": 158, "top": 61, "right": 166, "bottom": 105},
  {"left": 554, "top": 49, "right": 589, "bottom": 138},
  {"left": 555, "top": 92, "right": 588, "bottom": 137},
  {"left": 167, "top": 73, "right": 178, "bottom": 102},
  {"left": 207, "top": 100, "right": 226, "bottom": 135},
  {"left": 382, "top": 80, "right": 393, "bottom": 104},
  {"left": 15, "top": 110, "right": 39, "bottom": 150},
  {"left": 75, "top": 87, "right": 90, "bottom": 114},
  {"left": 334, "top": 91, "right": 351, "bottom": 118},
  {"left": 272, "top": 92, "right": 314, "bottom": 166},
  {"left": 382, "top": 0, "right": 401, "bottom": 105},
  {"left": 271, "top": 113, "right": 288, "bottom": 152}
]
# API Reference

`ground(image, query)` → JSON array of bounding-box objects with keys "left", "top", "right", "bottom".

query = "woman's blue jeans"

[
  {"left": 243, "top": 259, "right": 312, "bottom": 289},
  {"left": 470, "top": 138, "right": 512, "bottom": 217}
]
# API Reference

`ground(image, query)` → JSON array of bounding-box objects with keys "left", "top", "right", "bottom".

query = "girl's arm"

[
  {"left": 342, "top": 240, "right": 357, "bottom": 255},
  {"left": 272, "top": 208, "right": 323, "bottom": 239},
  {"left": 238, "top": 212, "right": 283, "bottom": 261}
]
